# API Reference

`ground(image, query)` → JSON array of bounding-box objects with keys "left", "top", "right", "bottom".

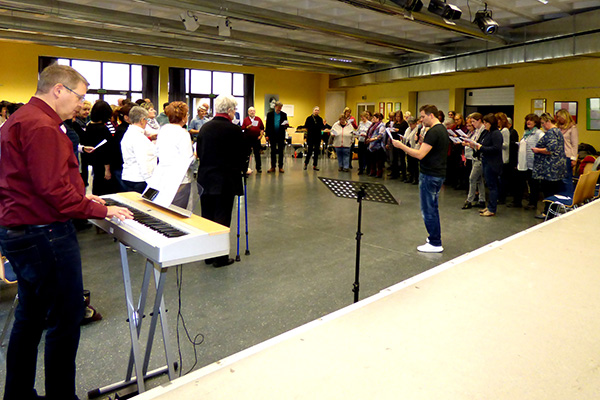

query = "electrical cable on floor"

[{"left": 175, "top": 265, "right": 205, "bottom": 377}]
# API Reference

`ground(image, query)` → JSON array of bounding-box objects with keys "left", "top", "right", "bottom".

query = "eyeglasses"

[{"left": 62, "top": 84, "right": 85, "bottom": 103}]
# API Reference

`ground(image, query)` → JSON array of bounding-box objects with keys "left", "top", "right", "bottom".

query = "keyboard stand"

[{"left": 88, "top": 243, "right": 177, "bottom": 398}]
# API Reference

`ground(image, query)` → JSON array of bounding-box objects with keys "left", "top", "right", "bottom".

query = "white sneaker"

[{"left": 417, "top": 243, "right": 443, "bottom": 253}]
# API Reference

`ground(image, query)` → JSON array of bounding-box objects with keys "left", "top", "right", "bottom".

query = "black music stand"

[{"left": 319, "top": 177, "right": 398, "bottom": 303}]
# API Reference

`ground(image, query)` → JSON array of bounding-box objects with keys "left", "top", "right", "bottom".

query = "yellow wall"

[
  {"left": 0, "top": 40, "right": 326, "bottom": 128},
  {"left": 2, "top": 39, "right": 599, "bottom": 149},
  {"left": 342, "top": 58, "right": 600, "bottom": 149}
]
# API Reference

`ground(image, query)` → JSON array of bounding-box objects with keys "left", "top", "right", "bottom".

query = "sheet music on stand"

[
  {"left": 319, "top": 177, "right": 398, "bottom": 303},
  {"left": 318, "top": 177, "right": 398, "bottom": 205}
]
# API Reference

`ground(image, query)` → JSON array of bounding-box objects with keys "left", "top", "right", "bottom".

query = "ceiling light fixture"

[
  {"left": 473, "top": 3, "right": 499, "bottom": 34},
  {"left": 537, "top": 0, "right": 549, "bottom": 4},
  {"left": 180, "top": 11, "right": 199, "bottom": 32},
  {"left": 427, "top": 0, "right": 462, "bottom": 20}
]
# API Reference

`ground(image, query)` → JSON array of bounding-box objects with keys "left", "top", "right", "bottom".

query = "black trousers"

[
  {"left": 269, "top": 138, "right": 285, "bottom": 169},
  {"left": 357, "top": 141, "right": 368, "bottom": 172},
  {"left": 200, "top": 192, "right": 235, "bottom": 263},
  {"left": 514, "top": 169, "right": 538, "bottom": 207},
  {"left": 390, "top": 147, "right": 407, "bottom": 178},
  {"left": 407, "top": 154, "right": 419, "bottom": 182},
  {"left": 247, "top": 139, "right": 262, "bottom": 171},
  {"left": 304, "top": 139, "right": 320, "bottom": 167}
]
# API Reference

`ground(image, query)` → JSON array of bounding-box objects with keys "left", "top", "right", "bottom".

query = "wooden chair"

[
  {"left": 544, "top": 170, "right": 599, "bottom": 220},
  {"left": 584, "top": 169, "right": 600, "bottom": 200}
]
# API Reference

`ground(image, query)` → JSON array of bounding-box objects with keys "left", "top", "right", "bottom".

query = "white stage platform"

[{"left": 133, "top": 201, "right": 600, "bottom": 400}]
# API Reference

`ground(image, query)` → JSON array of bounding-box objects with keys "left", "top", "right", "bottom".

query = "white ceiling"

[{"left": 0, "top": 0, "right": 598, "bottom": 74}]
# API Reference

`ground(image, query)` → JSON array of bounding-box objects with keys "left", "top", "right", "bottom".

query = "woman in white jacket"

[
  {"left": 121, "top": 106, "right": 157, "bottom": 193},
  {"left": 155, "top": 101, "right": 195, "bottom": 209},
  {"left": 329, "top": 114, "right": 355, "bottom": 172}
]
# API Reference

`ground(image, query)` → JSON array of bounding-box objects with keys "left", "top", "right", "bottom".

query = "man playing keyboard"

[{"left": 0, "top": 64, "right": 132, "bottom": 400}]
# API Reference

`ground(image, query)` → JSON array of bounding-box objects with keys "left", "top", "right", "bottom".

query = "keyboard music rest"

[{"left": 91, "top": 192, "right": 230, "bottom": 267}]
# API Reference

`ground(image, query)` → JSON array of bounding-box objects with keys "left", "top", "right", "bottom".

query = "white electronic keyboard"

[
  {"left": 91, "top": 192, "right": 230, "bottom": 267},
  {"left": 89, "top": 192, "right": 232, "bottom": 397}
]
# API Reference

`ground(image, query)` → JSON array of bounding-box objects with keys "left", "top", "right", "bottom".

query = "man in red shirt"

[
  {"left": 0, "top": 64, "right": 132, "bottom": 400},
  {"left": 241, "top": 106, "right": 265, "bottom": 173}
]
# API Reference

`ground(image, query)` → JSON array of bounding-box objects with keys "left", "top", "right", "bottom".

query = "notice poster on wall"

[
  {"left": 282, "top": 104, "right": 294, "bottom": 117},
  {"left": 587, "top": 98, "right": 600, "bottom": 131},
  {"left": 554, "top": 101, "right": 578, "bottom": 123},
  {"left": 531, "top": 98, "right": 546, "bottom": 116}
]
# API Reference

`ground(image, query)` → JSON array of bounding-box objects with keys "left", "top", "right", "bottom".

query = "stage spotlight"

[
  {"left": 474, "top": 9, "right": 499, "bottom": 34},
  {"left": 180, "top": 11, "right": 199, "bottom": 32},
  {"left": 427, "top": 0, "right": 462, "bottom": 20},
  {"left": 390, "top": 0, "right": 424, "bottom": 12}
]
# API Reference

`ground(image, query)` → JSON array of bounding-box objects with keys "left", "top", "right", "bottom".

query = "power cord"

[{"left": 175, "top": 265, "right": 205, "bottom": 377}]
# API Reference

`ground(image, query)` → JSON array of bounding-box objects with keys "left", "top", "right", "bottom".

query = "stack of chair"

[{"left": 544, "top": 170, "right": 600, "bottom": 221}]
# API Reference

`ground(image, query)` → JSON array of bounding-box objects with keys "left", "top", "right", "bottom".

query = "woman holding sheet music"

[
  {"left": 85, "top": 100, "right": 116, "bottom": 195},
  {"left": 465, "top": 113, "right": 503, "bottom": 217}
]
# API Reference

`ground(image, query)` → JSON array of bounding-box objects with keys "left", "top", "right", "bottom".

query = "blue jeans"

[
  {"left": 0, "top": 221, "right": 83, "bottom": 400},
  {"left": 419, "top": 174, "right": 445, "bottom": 247},
  {"left": 335, "top": 147, "right": 350, "bottom": 169}
]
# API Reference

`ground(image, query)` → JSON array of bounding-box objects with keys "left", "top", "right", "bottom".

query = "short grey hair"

[
  {"left": 214, "top": 94, "right": 238, "bottom": 114},
  {"left": 36, "top": 64, "right": 89, "bottom": 95},
  {"left": 407, "top": 116, "right": 418, "bottom": 124},
  {"left": 129, "top": 106, "right": 149, "bottom": 124}
]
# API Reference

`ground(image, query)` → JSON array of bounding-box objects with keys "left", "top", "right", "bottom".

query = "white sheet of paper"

[
  {"left": 386, "top": 128, "right": 395, "bottom": 141},
  {"left": 143, "top": 155, "right": 194, "bottom": 208},
  {"left": 93, "top": 139, "right": 107, "bottom": 150},
  {"left": 455, "top": 129, "right": 467, "bottom": 137},
  {"left": 449, "top": 136, "right": 463, "bottom": 144},
  {"left": 554, "top": 194, "right": 571, "bottom": 200},
  {"left": 447, "top": 129, "right": 457, "bottom": 136}
]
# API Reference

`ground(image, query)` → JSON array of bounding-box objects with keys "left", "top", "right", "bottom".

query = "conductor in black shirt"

[
  {"left": 196, "top": 94, "right": 246, "bottom": 268},
  {"left": 391, "top": 104, "right": 449, "bottom": 253}
]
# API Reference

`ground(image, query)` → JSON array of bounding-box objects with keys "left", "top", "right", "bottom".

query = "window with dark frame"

[{"left": 39, "top": 56, "right": 156, "bottom": 106}]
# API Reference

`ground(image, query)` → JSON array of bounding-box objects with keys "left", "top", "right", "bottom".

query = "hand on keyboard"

[{"left": 107, "top": 206, "right": 134, "bottom": 221}]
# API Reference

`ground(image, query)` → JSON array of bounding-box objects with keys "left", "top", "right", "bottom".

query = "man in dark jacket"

[
  {"left": 303, "top": 106, "right": 325, "bottom": 171},
  {"left": 196, "top": 94, "right": 246, "bottom": 268},
  {"left": 265, "top": 101, "right": 288, "bottom": 173}
]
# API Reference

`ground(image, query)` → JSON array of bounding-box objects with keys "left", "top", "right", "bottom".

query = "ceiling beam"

[
  {"left": 136, "top": 0, "right": 443, "bottom": 55},
  {"left": 0, "top": 14, "right": 370, "bottom": 72},
  {"left": 0, "top": 0, "right": 401, "bottom": 65},
  {"left": 0, "top": 30, "right": 351, "bottom": 75}
]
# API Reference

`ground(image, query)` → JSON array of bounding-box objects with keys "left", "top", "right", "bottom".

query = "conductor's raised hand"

[{"left": 106, "top": 206, "right": 134, "bottom": 221}]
